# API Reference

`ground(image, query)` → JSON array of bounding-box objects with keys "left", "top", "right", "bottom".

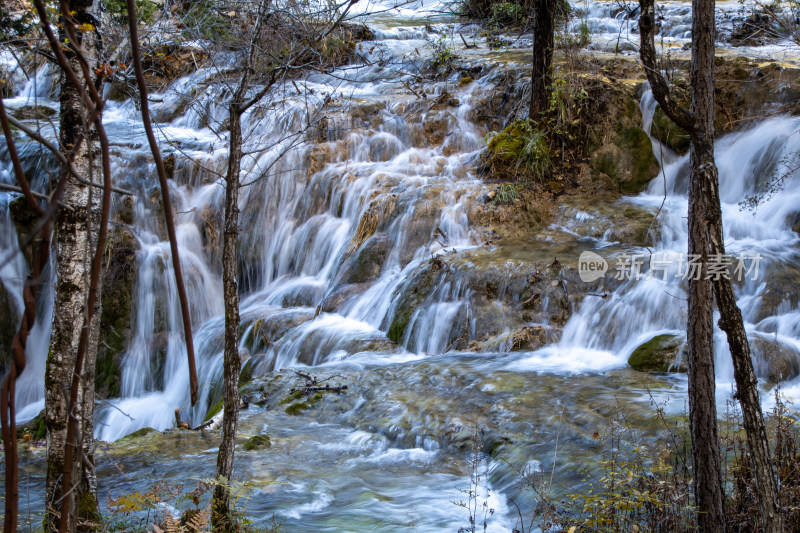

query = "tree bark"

[
  {"left": 212, "top": 103, "right": 243, "bottom": 531},
  {"left": 686, "top": 2, "right": 729, "bottom": 530},
  {"left": 686, "top": 139, "right": 727, "bottom": 532},
  {"left": 530, "top": 0, "right": 556, "bottom": 119},
  {"left": 639, "top": 0, "right": 727, "bottom": 529},
  {"left": 45, "top": 2, "right": 104, "bottom": 531},
  {"left": 639, "top": 0, "right": 783, "bottom": 529}
]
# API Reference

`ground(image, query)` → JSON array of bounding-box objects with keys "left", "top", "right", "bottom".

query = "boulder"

[
  {"left": 96, "top": 226, "right": 139, "bottom": 399},
  {"left": 591, "top": 127, "right": 659, "bottom": 193},
  {"left": 650, "top": 107, "right": 690, "bottom": 155},
  {"left": 243, "top": 434, "right": 271, "bottom": 451},
  {"left": 628, "top": 334, "right": 686, "bottom": 372}
]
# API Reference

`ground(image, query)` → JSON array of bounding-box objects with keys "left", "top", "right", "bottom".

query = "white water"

[
  {"left": 3, "top": 0, "right": 800, "bottom": 527},
  {"left": 513, "top": 89, "right": 800, "bottom": 398}
]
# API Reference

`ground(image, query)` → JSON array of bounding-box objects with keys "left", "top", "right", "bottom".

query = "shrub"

[{"left": 105, "top": 0, "right": 160, "bottom": 25}]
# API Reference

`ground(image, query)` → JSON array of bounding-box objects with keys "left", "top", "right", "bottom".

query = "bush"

[
  {"left": 105, "top": 0, "right": 160, "bottom": 25},
  {"left": 500, "top": 387, "right": 800, "bottom": 532}
]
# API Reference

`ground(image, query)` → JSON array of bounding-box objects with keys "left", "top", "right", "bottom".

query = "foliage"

[
  {"left": 459, "top": 0, "right": 571, "bottom": 27},
  {"left": 0, "top": 3, "right": 34, "bottom": 43},
  {"left": 489, "top": 2, "right": 525, "bottom": 27},
  {"left": 105, "top": 0, "right": 160, "bottom": 25},
  {"left": 106, "top": 477, "right": 280, "bottom": 532},
  {"left": 486, "top": 119, "right": 552, "bottom": 182},
  {"left": 492, "top": 182, "right": 518, "bottom": 206},
  {"left": 546, "top": 75, "right": 589, "bottom": 140},
  {"left": 430, "top": 35, "right": 458, "bottom": 74}
]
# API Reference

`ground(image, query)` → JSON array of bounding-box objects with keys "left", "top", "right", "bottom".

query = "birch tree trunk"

[{"left": 44, "top": 1, "right": 103, "bottom": 530}]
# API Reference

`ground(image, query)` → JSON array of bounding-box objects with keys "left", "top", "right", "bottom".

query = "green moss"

[
  {"left": 97, "top": 228, "right": 138, "bottom": 398},
  {"left": 284, "top": 391, "right": 326, "bottom": 415},
  {"left": 486, "top": 119, "right": 551, "bottom": 181},
  {"left": 651, "top": 107, "right": 691, "bottom": 155},
  {"left": 32, "top": 414, "right": 46, "bottom": 440},
  {"left": 459, "top": 76, "right": 473, "bottom": 87},
  {"left": 487, "top": 119, "right": 529, "bottom": 164},
  {"left": 78, "top": 491, "right": 100, "bottom": 526},
  {"left": 120, "top": 427, "right": 159, "bottom": 440},
  {"left": 285, "top": 401, "right": 311, "bottom": 415},
  {"left": 387, "top": 307, "right": 413, "bottom": 343},
  {"left": 239, "top": 359, "right": 255, "bottom": 390},
  {"left": 628, "top": 334, "right": 685, "bottom": 372},
  {"left": 279, "top": 390, "right": 305, "bottom": 405},
  {"left": 204, "top": 398, "right": 223, "bottom": 422},
  {"left": 618, "top": 127, "right": 659, "bottom": 193},
  {"left": 243, "top": 434, "right": 271, "bottom": 451}
]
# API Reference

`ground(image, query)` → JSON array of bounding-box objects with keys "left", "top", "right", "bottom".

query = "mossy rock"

[
  {"left": 119, "top": 427, "right": 159, "bottom": 440},
  {"left": 96, "top": 226, "right": 139, "bottom": 399},
  {"left": 243, "top": 434, "right": 271, "bottom": 451},
  {"left": 628, "top": 334, "right": 686, "bottom": 372},
  {"left": 16, "top": 411, "right": 46, "bottom": 441},
  {"left": 284, "top": 392, "right": 325, "bottom": 415},
  {"left": 386, "top": 259, "right": 447, "bottom": 343},
  {"left": 591, "top": 127, "right": 659, "bottom": 194},
  {"left": 0, "top": 282, "right": 18, "bottom": 377},
  {"left": 651, "top": 107, "right": 691, "bottom": 155},
  {"left": 240, "top": 310, "right": 314, "bottom": 354},
  {"left": 338, "top": 234, "right": 392, "bottom": 284},
  {"left": 12, "top": 104, "right": 57, "bottom": 121},
  {"left": 204, "top": 398, "right": 223, "bottom": 422},
  {"left": 486, "top": 119, "right": 529, "bottom": 166}
]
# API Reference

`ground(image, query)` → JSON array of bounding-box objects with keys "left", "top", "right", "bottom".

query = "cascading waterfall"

[
  {"left": 512, "top": 89, "right": 800, "bottom": 392},
  {"left": 2, "top": 0, "right": 799, "bottom": 442},
  {"left": 3, "top": 0, "right": 800, "bottom": 529}
]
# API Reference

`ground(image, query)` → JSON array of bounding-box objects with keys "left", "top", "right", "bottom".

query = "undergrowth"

[
  {"left": 459, "top": 387, "right": 800, "bottom": 532},
  {"left": 105, "top": 477, "right": 280, "bottom": 532}
]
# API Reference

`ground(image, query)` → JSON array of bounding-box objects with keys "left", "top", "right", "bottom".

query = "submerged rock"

[
  {"left": 243, "top": 434, "right": 271, "bottom": 451},
  {"left": 628, "top": 334, "right": 686, "bottom": 373}
]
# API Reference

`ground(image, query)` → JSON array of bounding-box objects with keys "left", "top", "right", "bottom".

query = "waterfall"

[
  {"left": 512, "top": 89, "right": 800, "bottom": 394},
  {"left": 1, "top": 0, "right": 799, "bottom": 446}
]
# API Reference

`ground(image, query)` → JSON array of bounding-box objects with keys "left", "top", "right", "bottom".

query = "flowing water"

[{"left": 3, "top": 0, "right": 800, "bottom": 529}]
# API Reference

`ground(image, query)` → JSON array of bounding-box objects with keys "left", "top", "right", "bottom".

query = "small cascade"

[{"left": 512, "top": 89, "right": 800, "bottom": 388}]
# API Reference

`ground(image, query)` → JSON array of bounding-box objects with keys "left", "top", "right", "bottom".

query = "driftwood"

[
  {"left": 290, "top": 370, "right": 348, "bottom": 394},
  {"left": 174, "top": 408, "right": 213, "bottom": 431}
]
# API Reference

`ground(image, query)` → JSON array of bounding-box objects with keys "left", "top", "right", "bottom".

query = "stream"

[{"left": 3, "top": 0, "right": 800, "bottom": 530}]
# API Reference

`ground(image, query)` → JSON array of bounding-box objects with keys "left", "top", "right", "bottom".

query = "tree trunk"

[
  {"left": 530, "top": 0, "right": 555, "bottom": 118},
  {"left": 686, "top": 1, "right": 728, "bottom": 530},
  {"left": 44, "top": 2, "right": 103, "bottom": 531},
  {"left": 700, "top": 137, "right": 784, "bottom": 531},
  {"left": 686, "top": 139, "right": 727, "bottom": 532},
  {"left": 212, "top": 103, "right": 243, "bottom": 532}
]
